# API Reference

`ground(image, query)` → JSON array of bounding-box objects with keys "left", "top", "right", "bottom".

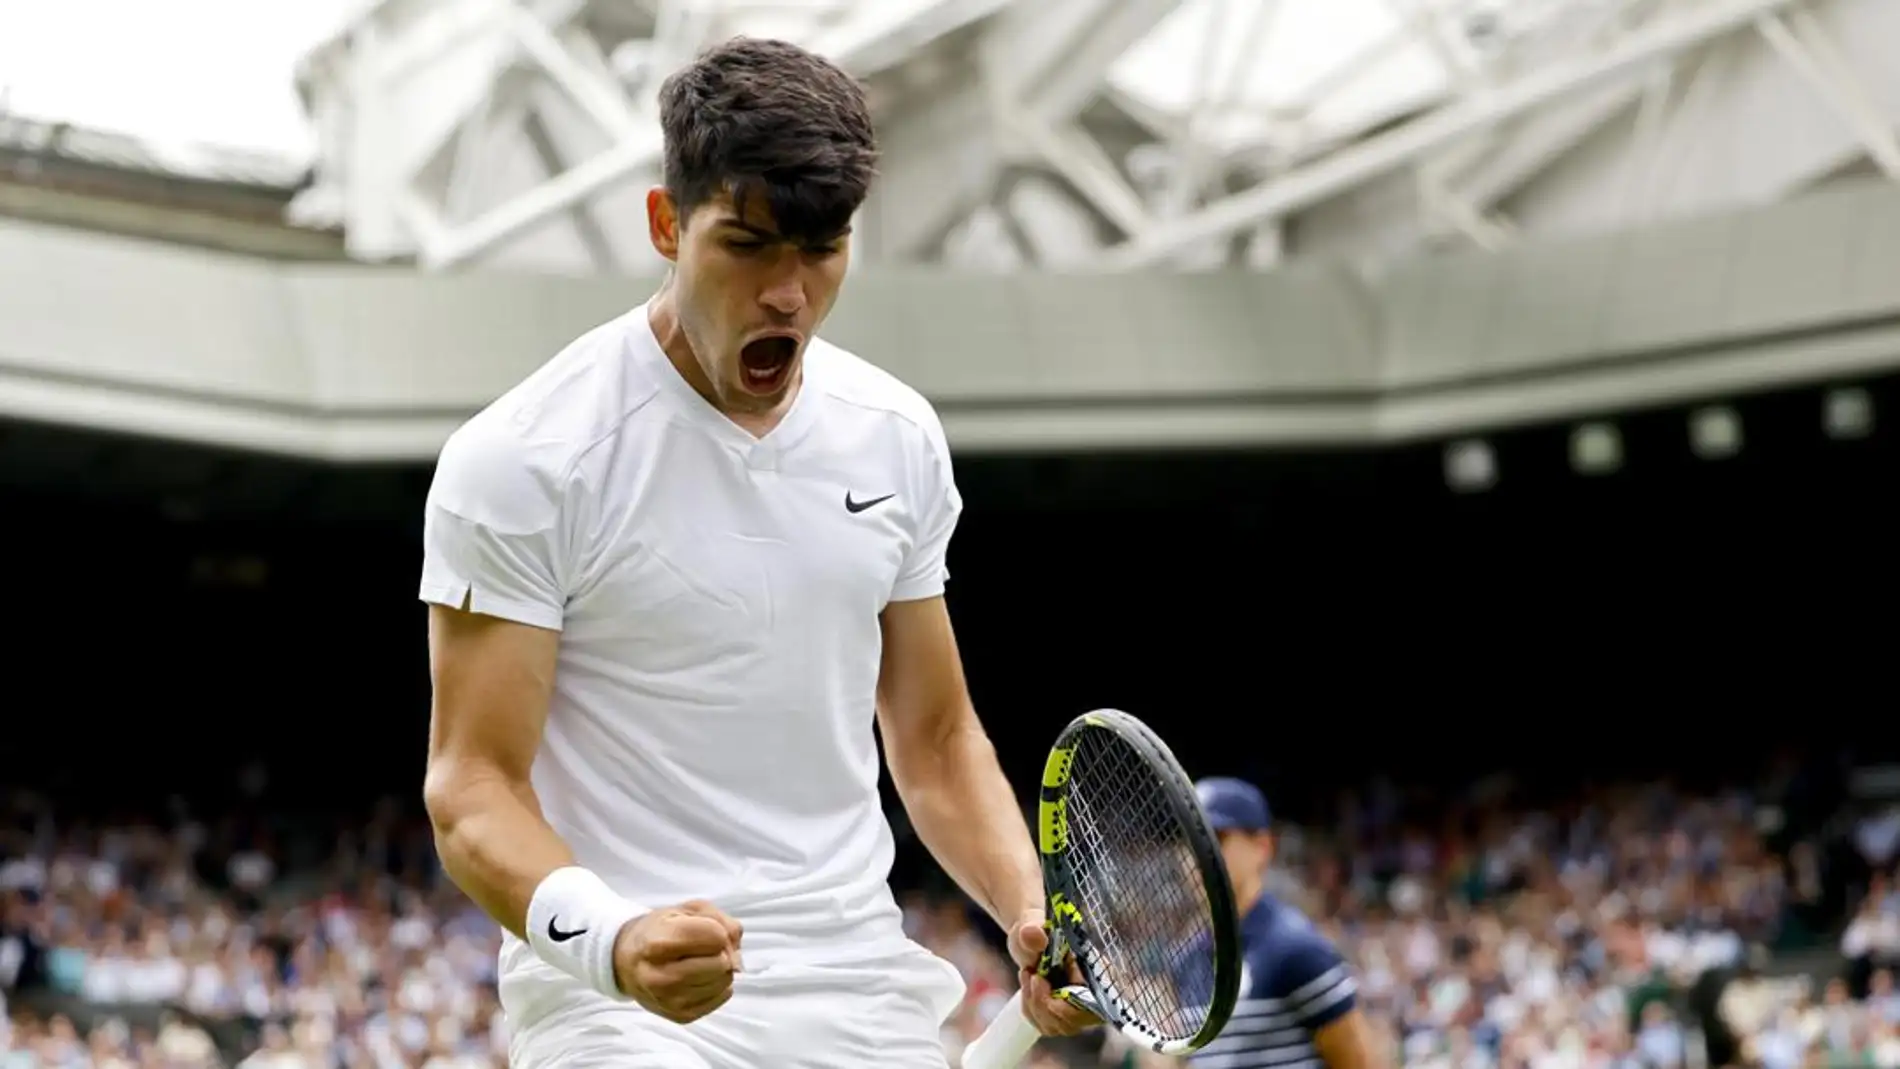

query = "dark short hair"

[{"left": 657, "top": 36, "right": 878, "bottom": 244}]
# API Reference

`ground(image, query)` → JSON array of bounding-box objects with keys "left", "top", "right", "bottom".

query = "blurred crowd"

[
  {"left": 3, "top": 783, "right": 1898, "bottom": 1069},
  {"left": 0, "top": 801, "right": 505, "bottom": 1069}
]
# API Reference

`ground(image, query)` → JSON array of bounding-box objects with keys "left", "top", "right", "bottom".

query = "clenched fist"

[{"left": 613, "top": 900, "right": 744, "bottom": 1024}]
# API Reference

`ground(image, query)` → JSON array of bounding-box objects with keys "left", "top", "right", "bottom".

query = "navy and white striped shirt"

[{"left": 1190, "top": 893, "right": 1357, "bottom": 1069}]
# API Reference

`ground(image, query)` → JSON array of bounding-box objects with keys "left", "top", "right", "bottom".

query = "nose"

[{"left": 759, "top": 267, "right": 805, "bottom": 318}]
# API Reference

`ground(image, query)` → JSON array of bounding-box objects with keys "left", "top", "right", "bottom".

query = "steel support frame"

[
  {"left": 1098, "top": 0, "right": 1627, "bottom": 258},
  {"left": 1092, "top": 0, "right": 1804, "bottom": 271},
  {"left": 416, "top": 0, "right": 1018, "bottom": 269},
  {"left": 1753, "top": 3, "right": 1900, "bottom": 180},
  {"left": 978, "top": 0, "right": 1183, "bottom": 244}
]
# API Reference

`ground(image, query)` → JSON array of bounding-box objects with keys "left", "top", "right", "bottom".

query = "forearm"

[
  {"left": 424, "top": 768, "right": 574, "bottom": 939},
  {"left": 892, "top": 713, "right": 1042, "bottom": 929}
]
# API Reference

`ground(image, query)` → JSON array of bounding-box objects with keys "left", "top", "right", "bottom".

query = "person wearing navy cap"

[{"left": 1189, "top": 777, "right": 1381, "bottom": 1069}]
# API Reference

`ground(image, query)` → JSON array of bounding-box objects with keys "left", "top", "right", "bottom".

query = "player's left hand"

[{"left": 1007, "top": 908, "right": 1099, "bottom": 1038}]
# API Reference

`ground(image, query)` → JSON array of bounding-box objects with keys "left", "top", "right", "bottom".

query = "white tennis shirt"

[{"left": 418, "top": 303, "right": 962, "bottom": 980}]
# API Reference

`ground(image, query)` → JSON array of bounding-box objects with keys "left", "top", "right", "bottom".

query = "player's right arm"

[
  {"left": 421, "top": 601, "right": 570, "bottom": 937},
  {"left": 418, "top": 420, "right": 740, "bottom": 1023}
]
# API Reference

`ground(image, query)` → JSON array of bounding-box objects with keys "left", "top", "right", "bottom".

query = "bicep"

[
  {"left": 425, "top": 604, "right": 561, "bottom": 792},
  {"left": 419, "top": 422, "right": 574, "bottom": 791},
  {"left": 874, "top": 596, "right": 974, "bottom": 761},
  {"left": 1312, "top": 1008, "right": 1381, "bottom": 1069}
]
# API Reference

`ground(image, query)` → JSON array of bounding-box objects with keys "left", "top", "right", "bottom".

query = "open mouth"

[{"left": 739, "top": 334, "right": 799, "bottom": 394}]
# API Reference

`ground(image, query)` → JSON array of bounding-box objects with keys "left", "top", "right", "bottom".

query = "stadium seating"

[{"left": 4, "top": 774, "right": 1892, "bottom": 1069}]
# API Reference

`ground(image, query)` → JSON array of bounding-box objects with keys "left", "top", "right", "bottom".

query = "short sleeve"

[
  {"left": 1278, "top": 936, "right": 1358, "bottom": 1030},
  {"left": 418, "top": 420, "right": 570, "bottom": 631},
  {"left": 890, "top": 406, "right": 963, "bottom": 603}
]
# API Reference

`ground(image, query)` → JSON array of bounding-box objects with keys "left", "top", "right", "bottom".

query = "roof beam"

[
  {"left": 418, "top": 0, "right": 1014, "bottom": 269},
  {"left": 1093, "top": 0, "right": 1801, "bottom": 271},
  {"left": 859, "top": 0, "right": 1182, "bottom": 260},
  {"left": 1754, "top": 6, "right": 1900, "bottom": 180},
  {"left": 989, "top": 0, "right": 1183, "bottom": 126},
  {"left": 981, "top": 0, "right": 1181, "bottom": 240},
  {"left": 1448, "top": 78, "right": 1647, "bottom": 213}
]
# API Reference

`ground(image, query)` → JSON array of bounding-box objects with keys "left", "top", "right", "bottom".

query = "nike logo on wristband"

[{"left": 547, "top": 917, "right": 588, "bottom": 943}]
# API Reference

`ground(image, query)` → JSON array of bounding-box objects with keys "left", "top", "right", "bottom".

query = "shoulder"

[
  {"left": 807, "top": 337, "right": 949, "bottom": 456},
  {"left": 1269, "top": 925, "right": 1351, "bottom": 994},
  {"left": 1252, "top": 900, "right": 1352, "bottom": 999},
  {"left": 431, "top": 312, "right": 660, "bottom": 529},
  {"left": 429, "top": 411, "right": 568, "bottom": 536}
]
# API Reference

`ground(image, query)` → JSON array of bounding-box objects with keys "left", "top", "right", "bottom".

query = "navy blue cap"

[{"left": 1196, "top": 777, "right": 1271, "bottom": 832}]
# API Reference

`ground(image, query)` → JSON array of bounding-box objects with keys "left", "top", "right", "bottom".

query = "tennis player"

[
  {"left": 417, "top": 36, "right": 1093, "bottom": 1069},
  {"left": 1189, "top": 778, "right": 1381, "bottom": 1069}
]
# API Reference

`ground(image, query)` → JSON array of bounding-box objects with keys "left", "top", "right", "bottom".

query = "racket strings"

[{"left": 1064, "top": 731, "right": 1219, "bottom": 1041}]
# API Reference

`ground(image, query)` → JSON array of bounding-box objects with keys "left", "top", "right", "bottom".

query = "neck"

[
  {"left": 646, "top": 282, "right": 800, "bottom": 437},
  {"left": 1234, "top": 872, "right": 1264, "bottom": 915},
  {"left": 646, "top": 283, "right": 717, "bottom": 405}
]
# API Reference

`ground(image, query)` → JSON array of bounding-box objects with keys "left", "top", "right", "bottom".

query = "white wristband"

[{"left": 526, "top": 867, "right": 648, "bottom": 1001}]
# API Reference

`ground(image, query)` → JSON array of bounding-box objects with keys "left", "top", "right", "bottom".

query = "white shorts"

[{"left": 505, "top": 941, "right": 968, "bottom": 1069}]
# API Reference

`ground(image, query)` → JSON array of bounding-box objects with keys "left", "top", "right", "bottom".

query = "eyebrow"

[
  {"left": 716, "top": 220, "right": 780, "bottom": 240},
  {"left": 716, "top": 219, "right": 852, "bottom": 244}
]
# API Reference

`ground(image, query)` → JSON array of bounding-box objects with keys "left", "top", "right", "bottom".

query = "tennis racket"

[{"left": 961, "top": 709, "right": 1242, "bottom": 1069}]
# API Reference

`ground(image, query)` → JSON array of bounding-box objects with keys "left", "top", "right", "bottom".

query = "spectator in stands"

[
  {"left": 1848, "top": 876, "right": 1900, "bottom": 990},
  {"left": 1869, "top": 968, "right": 1900, "bottom": 1025},
  {"left": 1856, "top": 806, "right": 1900, "bottom": 878},
  {"left": 0, "top": 775, "right": 1876, "bottom": 1069},
  {"left": 1718, "top": 945, "right": 1779, "bottom": 1045}
]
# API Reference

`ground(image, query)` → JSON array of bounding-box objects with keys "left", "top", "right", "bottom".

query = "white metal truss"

[
  {"left": 292, "top": 0, "right": 1026, "bottom": 269},
  {"left": 1753, "top": 6, "right": 1900, "bottom": 179},
  {"left": 1093, "top": 0, "right": 1871, "bottom": 269},
  {"left": 293, "top": 0, "right": 1900, "bottom": 274}
]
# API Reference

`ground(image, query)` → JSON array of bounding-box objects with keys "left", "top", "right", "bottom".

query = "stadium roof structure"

[
  {"left": 286, "top": 0, "right": 1900, "bottom": 274},
  {"left": 0, "top": 114, "right": 345, "bottom": 260},
  {"left": 0, "top": 115, "right": 310, "bottom": 191}
]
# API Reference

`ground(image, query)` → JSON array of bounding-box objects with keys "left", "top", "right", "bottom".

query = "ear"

[{"left": 647, "top": 187, "right": 680, "bottom": 261}]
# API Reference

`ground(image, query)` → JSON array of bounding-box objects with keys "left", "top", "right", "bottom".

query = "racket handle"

[{"left": 960, "top": 991, "right": 1042, "bottom": 1069}]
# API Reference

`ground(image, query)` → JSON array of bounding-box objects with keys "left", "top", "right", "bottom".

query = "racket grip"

[{"left": 960, "top": 991, "right": 1042, "bottom": 1069}]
